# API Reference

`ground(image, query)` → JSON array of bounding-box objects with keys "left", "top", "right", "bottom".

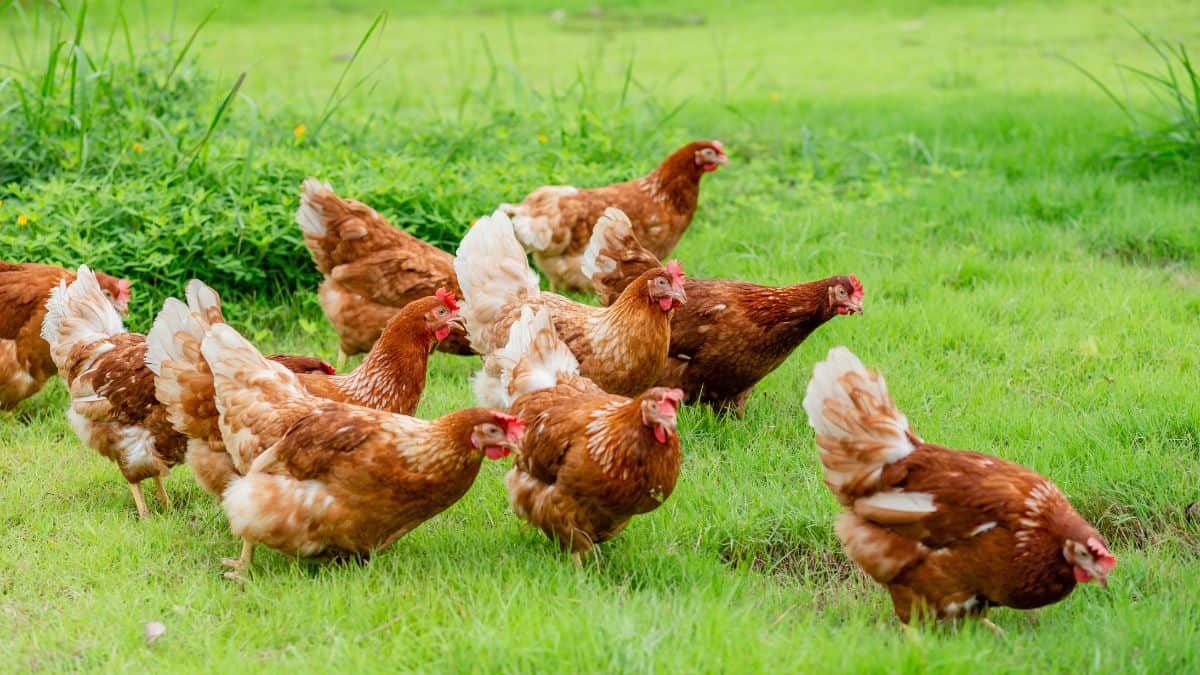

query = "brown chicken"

[
  {"left": 296, "top": 178, "right": 471, "bottom": 362},
  {"left": 499, "top": 140, "right": 728, "bottom": 291},
  {"left": 455, "top": 209, "right": 686, "bottom": 407},
  {"left": 486, "top": 306, "right": 683, "bottom": 561},
  {"left": 0, "top": 261, "right": 130, "bottom": 409},
  {"left": 40, "top": 266, "right": 184, "bottom": 517},
  {"left": 802, "top": 347, "right": 1117, "bottom": 631},
  {"left": 585, "top": 212, "right": 863, "bottom": 415},
  {"left": 201, "top": 322, "right": 523, "bottom": 578},
  {"left": 147, "top": 279, "right": 455, "bottom": 497}
]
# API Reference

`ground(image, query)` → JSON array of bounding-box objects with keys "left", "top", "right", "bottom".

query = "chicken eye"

[
  {"left": 436, "top": 308, "right": 447, "bottom": 317},
  {"left": 657, "top": 278, "right": 668, "bottom": 287}
]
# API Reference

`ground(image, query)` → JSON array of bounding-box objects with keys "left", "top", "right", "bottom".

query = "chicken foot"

[{"left": 221, "top": 539, "right": 255, "bottom": 581}]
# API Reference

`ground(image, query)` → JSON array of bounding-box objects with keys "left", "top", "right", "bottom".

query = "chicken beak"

[
  {"left": 715, "top": 154, "right": 729, "bottom": 166},
  {"left": 846, "top": 300, "right": 863, "bottom": 315},
  {"left": 447, "top": 315, "right": 467, "bottom": 331},
  {"left": 671, "top": 287, "right": 688, "bottom": 306}
]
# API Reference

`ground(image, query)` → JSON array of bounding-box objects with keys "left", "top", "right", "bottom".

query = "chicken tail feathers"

[
  {"left": 581, "top": 207, "right": 661, "bottom": 307},
  {"left": 40, "top": 265, "right": 126, "bottom": 371},
  {"left": 803, "top": 347, "right": 918, "bottom": 498},
  {"left": 491, "top": 306, "right": 579, "bottom": 406},
  {"left": 146, "top": 293, "right": 220, "bottom": 442},
  {"left": 201, "top": 323, "right": 306, "bottom": 406},
  {"left": 454, "top": 210, "right": 540, "bottom": 352},
  {"left": 296, "top": 177, "right": 334, "bottom": 238}
]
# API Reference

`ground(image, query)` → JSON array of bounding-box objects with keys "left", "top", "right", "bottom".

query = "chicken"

[
  {"left": 200, "top": 322, "right": 523, "bottom": 578},
  {"left": 296, "top": 178, "right": 472, "bottom": 363},
  {"left": 147, "top": 280, "right": 454, "bottom": 497},
  {"left": 0, "top": 260, "right": 130, "bottom": 409},
  {"left": 584, "top": 214, "right": 863, "bottom": 415},
  {"left": 40, "top": 266, "right": 183, "bottom": 518},
  {"left": 485, "top": 306, "right": 683, "bottom": 561},
  {"left": 802, "top": 347, "right": 1117, "bottom": 630},
  {"left": 499, "top": 140, "right": 727, "bottom": 291},
  {"left": 454, "top": 209, "right": 686, "bottom": 406}
]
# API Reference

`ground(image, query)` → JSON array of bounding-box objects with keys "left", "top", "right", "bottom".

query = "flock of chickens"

[{"left": 1, "top": 140, "right": 1116, "bottom": 631}]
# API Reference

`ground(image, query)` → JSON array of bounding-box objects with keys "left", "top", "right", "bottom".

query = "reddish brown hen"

[
  {"left": 485, "top": 306, "right": 683, "bottom": 561},
  {"left": 456, "top": 209, "right": 685, "bottom": 406},
  {"left": 148, "top": 279, "right": 453, "bottom": 497},
  {"left": 0, "top": 260, "right": 130, "bottom": 409},
  {"left": 584, "top": 212, "right": 862, "bottom": 415},
  {"left": 200, "top": 322, "right": 522, "bottom": 578},
  {"left": 296, "top": 178, "right": 471, "bottom": 362},
  {"left": 499, "top": 140, "right": 727, "bottom": 291},
  {"left": 803, "top": 347, "right": 1117, "bottom": 631}
]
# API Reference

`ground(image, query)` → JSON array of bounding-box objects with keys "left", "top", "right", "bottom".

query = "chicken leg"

[
  {"left": 153, "top": 476, "right": 172, "bottom": 512},
  {"left": 129, "top": 482, "right": 150, "bottom": 519},
  {"left": 221, "top": 539, "right": 255, "bottom": 581}
]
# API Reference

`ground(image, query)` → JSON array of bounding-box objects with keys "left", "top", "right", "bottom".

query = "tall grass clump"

[{"left": 1064, "top": 23, "right": 1200, "bottom": 172}]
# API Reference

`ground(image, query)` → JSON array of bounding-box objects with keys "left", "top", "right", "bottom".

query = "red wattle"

[
  {"left": 659, "top": 298, "right": 674, "bottom": 311},
  {"left": 435, "top": 326, "right": 452, "bottom": 340},
  {"left": 485, "top": 446, "right": 511, "bottom": 460},
  {"left": 1073, "top": 567, "right": 1091, "bottom": 583},
  {"left": 654, "top": 426, "right": 667, "bottom": 444}
]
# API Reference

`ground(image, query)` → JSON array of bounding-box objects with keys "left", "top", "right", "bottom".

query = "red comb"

[
  {"left": 665, "top": 260, "right": 686, "bottom": 287},
  {"left": 495, "top": 412, "right": 525, "bottom": 440},
  {"left": 116, "top": 278, "right": 132, "bottom": 303},
  {"left": 435, "top": 287, "right": 459, "bottom": 311},
  {"left": 319, "top": 361, "right": 336, "bottom": 375},
  {"left": 848, "top": 274, "right": 864, "bottom": 303},
  {"left": 711, "top": 140, "right": 725, "bottom": 153}
]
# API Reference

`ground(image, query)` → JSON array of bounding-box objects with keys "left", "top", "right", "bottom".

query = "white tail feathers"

[
  {"left": 454, "top": 210, "right": 540, "bottom": 352},
  {"left": 185, "top": 278, "right": 224, "bottom": 326},
  {"left": 40, "top": 265, "right": 126, "bottom": 369},
  {"left": 581, "top": 207, "right": 632, "bottom": 282},
  {"left": 489, "top": 306, "right": 579, "bottom": 407},
  {"left": 145, "top": 298, "right": 198, "bottom": 376},
  {"left": 201, "top": 323, "right": 304, "bottom": 403},
  {"left": 802, "top": 347, "right": 917, "bottom": 497},
  {"left": 296, "top": 177, "right": 333, "bottom": 237}
]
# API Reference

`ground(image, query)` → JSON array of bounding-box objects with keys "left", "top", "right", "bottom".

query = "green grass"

[{"left": 2, "top": 0, "right": 1199, "bottom": 671}]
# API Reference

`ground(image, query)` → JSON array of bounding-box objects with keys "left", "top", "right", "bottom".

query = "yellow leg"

[
  {"left": 570, "top": 551, "right": 583, "bottom": 568},
  {"left": 129, "top": 482, "right": 150, "bottom": 519},
  {"left": 980, "top": 618, "right": 1005, "bottom": 637},
  {"left": 153, "top": 476, "right": 171, "bottom": 512},
  {"left": 221, "top": 539, "right": 255, "bottom": 581}
]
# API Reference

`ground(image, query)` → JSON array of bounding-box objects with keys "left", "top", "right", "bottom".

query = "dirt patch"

[{"left": 719, "top": 539, "right": 860, "bottom": 585}]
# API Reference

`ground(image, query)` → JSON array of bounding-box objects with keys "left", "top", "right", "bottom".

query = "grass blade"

[{"left": 310, "top": 11, "right": 386, "bottom": 143}]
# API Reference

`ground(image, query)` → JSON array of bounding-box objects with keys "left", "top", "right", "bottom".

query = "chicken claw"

[{"left": 221, "top": 540, "right": 255, "bottom": 581}]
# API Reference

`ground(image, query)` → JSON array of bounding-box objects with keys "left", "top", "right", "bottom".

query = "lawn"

[{"left": 1, "top": 0, "right": 1199, "bottom": 671}]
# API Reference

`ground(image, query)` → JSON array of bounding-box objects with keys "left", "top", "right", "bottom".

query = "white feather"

[
  {"left": 802, "top": 346, "right": 915, "bottom": 465},
  {"left": 40, "top": 265, "right": 126, "bottom": 370},
  {"left": 580, "top": 207, "right": 630, "bottom": 282},
  {"left": 296, "top": 177, "right": 333, "bottom": 237},
  {"left": 453, "top": 210, "right": 540, "bottom": 353}
]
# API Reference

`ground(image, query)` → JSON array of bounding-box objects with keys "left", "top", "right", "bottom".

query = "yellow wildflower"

[
  {"left": 294, "top": 124, "right": 307, "bottom": 138},
  {"left": 536, "top": 134, "right": 549, "bottom": 144},
  {"left": 769, "top": 91, "right": 782, "bottom": 102},
  {"left": 17, "top": 214, "right": 28, "bottom": 226},
  {"left": 132, "top": 142, "right": 144, "bottom": 154}
]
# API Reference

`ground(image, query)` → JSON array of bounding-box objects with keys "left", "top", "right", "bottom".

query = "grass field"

[{"left": 2, "top": 0, "right": 1199, "bottom": 671}]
